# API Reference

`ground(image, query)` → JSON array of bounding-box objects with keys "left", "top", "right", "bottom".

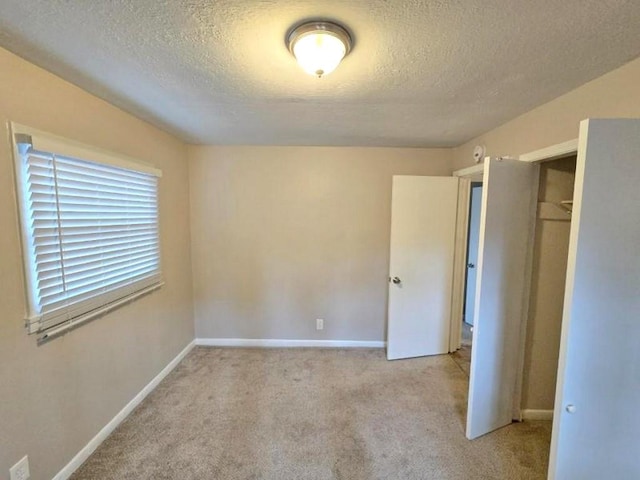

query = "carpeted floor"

[
  {"left": 450, "top": 344, "right": 471, "bottom": 378},
  {"left": 71, "top": 347, "right": 551, "bottom": 480},
  {"left": 451, "top": 322, "right": 473, "bottom": 377}
]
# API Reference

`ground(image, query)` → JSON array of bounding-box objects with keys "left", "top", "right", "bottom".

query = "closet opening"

[{"left": 520, "top": 154, "right": 576, "bottom": 420}]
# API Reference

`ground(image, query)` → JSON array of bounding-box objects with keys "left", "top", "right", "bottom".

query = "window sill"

[{"left": 35, "top": 281, "right": 164, "bottom": 344}]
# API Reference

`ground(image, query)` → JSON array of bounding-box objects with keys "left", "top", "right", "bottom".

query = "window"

[{"left": 12, "top": 124, "right": 163, "bottom": 340}]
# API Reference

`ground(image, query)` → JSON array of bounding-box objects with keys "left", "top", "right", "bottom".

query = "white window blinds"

[{"left": 13, "top": 126, "right": 163, "bottom": 336}]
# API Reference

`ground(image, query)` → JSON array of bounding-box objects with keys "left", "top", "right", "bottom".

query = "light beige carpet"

[
  {"left": 450, "top": 344, "right": 471, "bottom": 378},
  {"left": 451, "top": 322, "right": 473, "bottom": 377},
  {"left": 71, "top": 347, "right": 551, "bottom": 479}
]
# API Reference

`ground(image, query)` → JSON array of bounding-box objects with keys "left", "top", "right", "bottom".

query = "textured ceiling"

[{"left": 1, "top": 1, "right": 639, "bottom": 147}]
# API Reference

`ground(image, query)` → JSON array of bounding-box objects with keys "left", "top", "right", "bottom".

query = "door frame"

[
  {"left": 513, "top": 140, "right": 578, "bottom": 420},
  {"left": 463, "top": 182, "right": 483, "bottom": 327},
  {"left": 449, "top": 177, "right": 471, "bottom": 352},
  {"left": 451, "top": 140, "right": 578, "bottom": 422},
  {"left": 450, "top": 162, "right": 484, "bottom": 352},
  {"left": 518, "top": 139, "right": 578, "bottom": 163}
]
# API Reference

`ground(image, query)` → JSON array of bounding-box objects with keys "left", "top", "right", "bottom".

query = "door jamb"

[
  {"left": 453, "top": 162, "right": 484, "bottom": 181},
  {"left": 449, "top": 177, "right": 471, "bottom": 352},
  {"left": 449, "top": 162, "right": 485, "bottom": 351},
  {"left": 518, "top": 139, "right": 578, "bottom": 163},
  {"left": 511, "top": 139, "right": 578, "bottom": 420}
]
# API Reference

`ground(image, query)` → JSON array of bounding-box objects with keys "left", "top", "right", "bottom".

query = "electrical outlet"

[
  {"left": 316, "top": 318, "right": 324, "bottom": 330},
  {"left": 10, "top": 455, "right": 30, "bottom": 480}
]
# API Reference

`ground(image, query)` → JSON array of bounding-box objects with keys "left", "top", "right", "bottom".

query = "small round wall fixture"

[
  {"left": 473, "top": 145, "right": 486, "bottom": 163},
  {"left": 286, "top": 20, "right": 352, "bottom": 78}
]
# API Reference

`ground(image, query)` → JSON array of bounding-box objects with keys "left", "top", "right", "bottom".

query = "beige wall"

[
  {"left": 522, "top": 157, "right": 576, "bottom": 411},
  {"left": 189, "top": 146, "right": 452, "bottom": 341},
  {"left": 0, "top": 48, "right": 194, "bottom": 479},
  {"left": 453, "top": 56, "right": 640, "bottom": 170}
]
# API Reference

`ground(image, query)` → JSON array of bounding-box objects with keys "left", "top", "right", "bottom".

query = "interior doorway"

[
  {"left": 452, "top": 182, "right": 482, "bottom": 376},
  {"left": 463, "top": 184, "right": 483, "bottom": 326}
]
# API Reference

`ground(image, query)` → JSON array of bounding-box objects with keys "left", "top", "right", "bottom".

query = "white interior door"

[
  {"left": 466, "top": 158, "right": 538, "bottom": 439},
  {"left": 464, "top": 185, "right": 483, "bottom": 326},
  {"left": 387, "top": 176, "right": 459, "bottom": 360},
  {"left": 549, "top": 119, "right": 640, "bottom": 479}
]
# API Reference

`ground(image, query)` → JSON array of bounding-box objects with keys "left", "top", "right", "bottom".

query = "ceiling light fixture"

[{"left": 286, "top": 21, "right": 352, "bottom": 78}]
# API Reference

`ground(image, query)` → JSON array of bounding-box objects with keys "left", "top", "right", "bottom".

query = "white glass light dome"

[{"left": 287, "top": 21, "right": 352, "bottom": 78}]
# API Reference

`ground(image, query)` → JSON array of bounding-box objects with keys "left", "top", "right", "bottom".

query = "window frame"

[{"left": 10, "top": 123, "right": 164, "bottom": 341}]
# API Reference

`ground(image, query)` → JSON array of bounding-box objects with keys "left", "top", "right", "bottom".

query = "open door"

[
  {"left": 548, "top": 119, "right": 640, "bottom": 479},
  {"left": 387, "top": 176, "right": 459, "bottom": 360},
  {"left": 466, "top": 158, "right": 538, "bottom": 439}
]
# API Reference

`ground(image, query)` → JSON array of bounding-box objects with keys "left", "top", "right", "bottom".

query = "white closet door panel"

[
  {"left": 466, "top": 158, "right": 538, "bottom": 439},
  {"left": 549, "top": 119, "right": 640, "bottom": 479}
]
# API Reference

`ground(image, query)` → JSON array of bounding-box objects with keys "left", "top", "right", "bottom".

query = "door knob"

[
  {"left": 391, "top": 276, "right": 401, "bottom": 284},
  {"left": 565, "top": 404, "right": 576, "bottom": 414},
  {"left": 467, "top": 263, "right": 475, "bottom": 268}
]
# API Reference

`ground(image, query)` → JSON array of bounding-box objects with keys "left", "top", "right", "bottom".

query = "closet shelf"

[
  {"left": 560, "top": 200, "right": 573, "bottom": 213},
  {"left": 538, "top": 201, "right": 572, "bottom": 221}
]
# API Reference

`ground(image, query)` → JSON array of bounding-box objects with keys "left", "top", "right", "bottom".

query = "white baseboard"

[
  {"left": 195, "top": 338, "right": 386, "bottom": 348},
  {"left": 53, "top": 340, "right": 195, "bottom": 480},
  {"left": 521, "top": 409, "right": 554, "bottom": 421}
]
